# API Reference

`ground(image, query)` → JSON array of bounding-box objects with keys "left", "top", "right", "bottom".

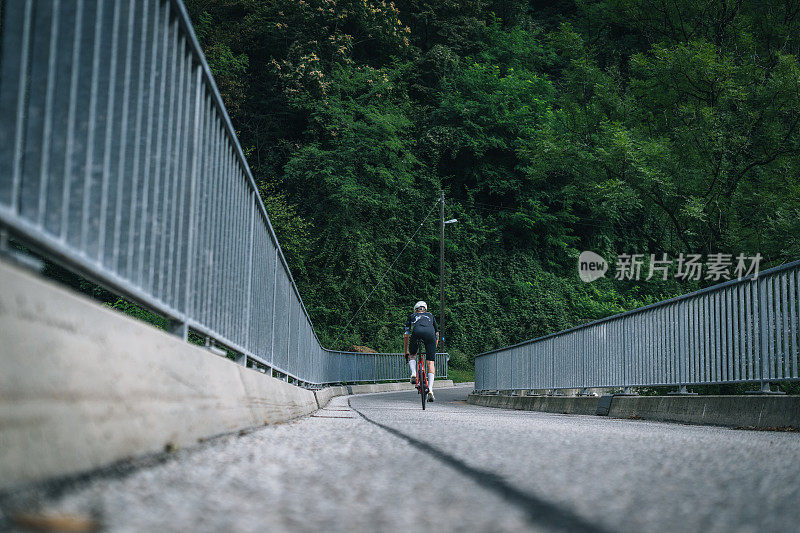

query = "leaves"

[{"left": 184, "top": 0, "right": 800, "bottom": 359}]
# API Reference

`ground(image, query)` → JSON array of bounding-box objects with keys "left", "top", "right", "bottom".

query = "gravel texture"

[
  {"left": 1, "top": 387, "right": 532, "bottom": 532},
  {"left": 350, "top": 387, "right": 800, "bottom": 533},
  {"left": 4, "top": 384, "right": 799, "bottom": 532}
]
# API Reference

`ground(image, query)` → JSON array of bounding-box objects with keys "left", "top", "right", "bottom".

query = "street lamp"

[{"left": 440, "top": 190, "right": 457, "bottom": 350}]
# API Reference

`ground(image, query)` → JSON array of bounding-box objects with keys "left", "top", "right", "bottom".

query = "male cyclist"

[{"left": 404, "top": 301, "right": 439, "bottom": 402}]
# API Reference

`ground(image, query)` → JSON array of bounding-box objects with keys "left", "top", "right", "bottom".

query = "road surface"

[{"left": 4, "top": 384, "right": 799, "bottom": 532}]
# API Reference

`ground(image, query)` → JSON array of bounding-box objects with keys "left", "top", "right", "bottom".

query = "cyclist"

[{"left": 404, "top": 301, "right": 439, "bottom": 402}]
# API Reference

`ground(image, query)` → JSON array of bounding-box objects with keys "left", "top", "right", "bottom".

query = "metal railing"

[
  {"left": 0, "top": 0, "right": 446, "bottom": 386},
  {"left": 475, "top": 260, "right": 800, "bottom": 393}
]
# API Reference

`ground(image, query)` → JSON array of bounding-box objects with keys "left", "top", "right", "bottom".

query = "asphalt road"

[{"left": 6, "top": 384, "right": 800, "bottom": 532}]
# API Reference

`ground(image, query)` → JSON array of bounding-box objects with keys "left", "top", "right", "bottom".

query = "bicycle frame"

[
  {"left": 410, "top": 336, "right": 434, "bottom": 409},
  {"left": 415, "top": 349, "right": 429, "bottom": 409}
]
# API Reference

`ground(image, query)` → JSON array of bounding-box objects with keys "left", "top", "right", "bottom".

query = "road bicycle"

[{"left": 413, "top": 340, "right": 429, "bottom": 410}]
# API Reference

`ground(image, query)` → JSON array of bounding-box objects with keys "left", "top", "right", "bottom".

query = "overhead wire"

[
  {"left": 331, "top": 196, "right": 641, "bottom": 347},
  {"left": 332, "top": 197, "right": 441, "bottom": 346}
]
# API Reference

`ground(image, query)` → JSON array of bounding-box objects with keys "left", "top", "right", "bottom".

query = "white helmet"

[{"left": 414, "top": 301, "right": 427, "bottom": 311}]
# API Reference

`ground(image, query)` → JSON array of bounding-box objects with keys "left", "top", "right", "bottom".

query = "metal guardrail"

[
  {"left": 475, "top": 260, "right": 800, "bottom": 393},
  {"left": 0, "top": 0, "right": 446, "bottom": 386}
]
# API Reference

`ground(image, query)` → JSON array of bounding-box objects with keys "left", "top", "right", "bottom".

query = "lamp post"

[{"left": 439, "top": 189, "right": 457, "bottom": 349}]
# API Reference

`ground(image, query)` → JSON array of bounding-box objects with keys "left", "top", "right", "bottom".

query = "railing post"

[
  {"left": 759, "top": 277, "right": 769, "bottom": 391},
  {"left": 749, "top": 276, "right": 785, "bottom": 394},
  {"left": 243, "top": 195, "right": 255, "bottom": 350},
  {"left": 510, "top": 348, "right": 514, "bottom": 390},
  {"left": 622, "top": 317, "right": 630, "bottom": 394},
  {"left": 269, "top": 252, "right": 277, "bottom": 366},
  {"left": 620, "top": 316, "right": 637, "bottom": 395},
  {"left": 582, "top": 329, "right": 587, "bottom": 394},
  {"left": 181, "top": 67, "right": 202, "bottom": 333},
  {"left": 670, "top": 302, "right": 696, "bottom": 395},
  {"left": 286, "top": 280, "right": 291, "bottom": 375},
  {"left": 495, "top": 351, "right": 499, "bottom": 391}
]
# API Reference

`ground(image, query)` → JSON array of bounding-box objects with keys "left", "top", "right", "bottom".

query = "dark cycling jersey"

[
  {"left": 404, "top": 311, "right": 439, "bottom": 335},
  {"left": 405, "top": 311, "right": 439, "bottom": 362}
]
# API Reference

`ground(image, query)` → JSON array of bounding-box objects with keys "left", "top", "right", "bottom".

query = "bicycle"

[{"left": 413, "top": 340, "right": 429, "bottom": 410}]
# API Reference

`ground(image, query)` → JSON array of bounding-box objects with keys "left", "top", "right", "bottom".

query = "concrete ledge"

[
  {"left": 468, "top": 392, "right": 800, "bottom": 428},
  {"left": 468, "top": 393, "right": 600, "bottom": 415},
  {"left": 314, "top": 386, "right": 349, "bottom": 408},
  {"left": 608, "top": 395, "right": 800, "bottom": 428},
  {"left": 0, "top": 259, "right": 318, "bottom": 490}
]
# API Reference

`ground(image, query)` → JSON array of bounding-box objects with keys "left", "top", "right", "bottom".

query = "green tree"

[{"left": 183, "top": 0, "right": 800, "bottom": 361}]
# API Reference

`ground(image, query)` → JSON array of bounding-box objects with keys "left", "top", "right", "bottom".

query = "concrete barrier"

[
  {"left": 313, "top": 386, "right": 348, "bottom": 408},
  {"left": 468, "top": 392, "right": 800, "bottom": 428},
  {"left": 468, "top": 394, "right": 600, "bottom": 415},
  {"left": 607, "top": 395, "right": 800, "bottom": 428},
  {"left": 0, "top": 259, "right": 318, "bottom": 490}
]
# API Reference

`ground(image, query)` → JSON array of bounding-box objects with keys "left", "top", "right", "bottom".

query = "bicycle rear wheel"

[{"left": 419, "top": 360, "right": 427, "bottom": 410}]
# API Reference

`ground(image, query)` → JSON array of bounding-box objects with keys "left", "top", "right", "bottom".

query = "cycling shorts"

[{"left": 409, "top": 328, "right": 436, "bottom": 362}]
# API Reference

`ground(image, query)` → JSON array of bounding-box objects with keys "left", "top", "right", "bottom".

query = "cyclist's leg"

[
  {"left": 422, "top": 333, "right": 437, "bottom": 397},
  {"left": 408, "top": 334, "right": 420, "bottom": 383}
]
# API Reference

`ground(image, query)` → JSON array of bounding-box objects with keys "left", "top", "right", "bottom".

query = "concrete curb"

[
  {"left": 314, "top": 386, "right": 349, "bottom": 408},
  {"left": 0, "top": 259, "right": 320, "bottom": 490},
  {"left": 314, "top": 381, "right": 455, "bottom": 408},
  {"left": 607, "top": 395, "right": 800, "bottom": 428},
  {"left": 467, "top": 392, "right": 800, "bottom": 428},
  {"left": 468, "top": 394, "right": 600, "bottom": 415}
]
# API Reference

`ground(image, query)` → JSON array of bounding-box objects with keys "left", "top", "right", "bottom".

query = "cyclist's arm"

[
  {"left": 432, "top": 314, "right": 440, "bottom": 347},
  {"left": 403, "top": 333, "right": 410, "bottom": 355}
]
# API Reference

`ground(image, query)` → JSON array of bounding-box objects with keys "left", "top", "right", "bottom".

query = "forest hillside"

[{"left": 184, "top": 0, "right": 800, "bottom": 369}]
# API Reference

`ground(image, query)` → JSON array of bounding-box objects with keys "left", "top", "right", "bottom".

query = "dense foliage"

[{"left": 185, "top": 0, "right": 800, "bottom": 367}]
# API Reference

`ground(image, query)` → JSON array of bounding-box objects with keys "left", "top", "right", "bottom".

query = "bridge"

[{"left": 1, "top": 2, "right": 799, "bottom": 532}]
